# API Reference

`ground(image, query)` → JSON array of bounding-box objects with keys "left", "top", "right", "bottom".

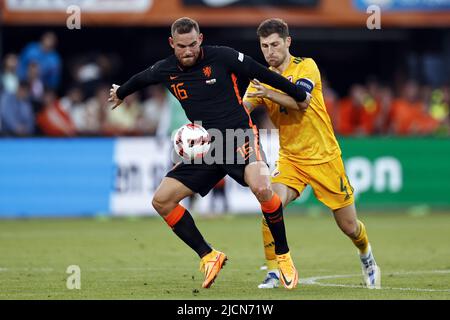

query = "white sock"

[{"left": 360, "top": 244, "right": 372, "bottom": 260}]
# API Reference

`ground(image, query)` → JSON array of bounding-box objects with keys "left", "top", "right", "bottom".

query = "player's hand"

[
  {"left": 108, "top": 84, "right": 123, "bottom": 110},
  {"left": 246, "top": 79, "right": 268, "bottom": 98},
  {"left": 297, "top": 92, "right": 312, "bottom": 111}
]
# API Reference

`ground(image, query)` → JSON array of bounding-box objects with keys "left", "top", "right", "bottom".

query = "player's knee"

[
  {"left": 152, "top": 194, "right": 171, "bottom": 217},
  {"left": 252, "top": 185, "right": 272, "bottom": 202},
  {"left": 151, "top": 196, "right": 163, "bottom": 214},
  {"left": 340, "top": 220, "right": 359, "bottom": 238}
]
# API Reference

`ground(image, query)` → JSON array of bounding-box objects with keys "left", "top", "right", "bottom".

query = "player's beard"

[
  {"left": 179, "top": 52, "right": 199, "bottom": 67},
  {"left": 268, "top": 53, "right": 287, "bottom": 69}
]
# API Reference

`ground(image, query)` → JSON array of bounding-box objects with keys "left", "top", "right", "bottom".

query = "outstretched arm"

[{"left": 110, "top": 63, "right": 161, "bottom": 109}]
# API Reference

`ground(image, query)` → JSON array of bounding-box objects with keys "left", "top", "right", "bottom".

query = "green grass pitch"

[{"left": 1, "top": 212, "right": 449, "bottom": 299}]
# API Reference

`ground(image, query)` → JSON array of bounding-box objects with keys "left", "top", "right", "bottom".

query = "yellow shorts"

[{"left": 271, "top": 156, "right": 354, "bottom": 210}]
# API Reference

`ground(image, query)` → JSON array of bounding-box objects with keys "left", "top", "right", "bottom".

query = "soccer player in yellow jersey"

[{"left": 243, "top": 18, "right": 381, "bottom": 289}]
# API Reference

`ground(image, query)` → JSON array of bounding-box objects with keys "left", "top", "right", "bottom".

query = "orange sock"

[
  {"left": 164, "top": 204, "right": 186, "bottom": 228},
  {"left": 261, "top": 193, "right": 282, "bottom": 213},
  {"left": 260, "top": 192, "right": 289, "bottom": 255}
]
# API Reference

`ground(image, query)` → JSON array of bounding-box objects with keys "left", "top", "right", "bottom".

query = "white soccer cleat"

[
  {"left": 359, "top": 245, "right": 381, "bottom": 289},
  {"left": 257, "top": 271, "right": 280, "bottom": 289}
]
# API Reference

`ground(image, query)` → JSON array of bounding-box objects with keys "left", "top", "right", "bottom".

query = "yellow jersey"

[{"left": 243, "top": 56, "right": 341, "bottom": 165}]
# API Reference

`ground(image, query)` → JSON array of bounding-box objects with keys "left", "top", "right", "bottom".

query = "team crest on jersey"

[{"left": 203, "top": 66, "right": 212, "bottom": 78}]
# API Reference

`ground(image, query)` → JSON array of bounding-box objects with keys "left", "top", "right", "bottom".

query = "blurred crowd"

[
  {"left": 0, "top": 32, "right": 190, "bottom": 137},
  {"left": 1, "top": 32, "right": 449, "bottom": 137},
  {"left": 321, "top": 77, "right": 449, "bottom": 136}
]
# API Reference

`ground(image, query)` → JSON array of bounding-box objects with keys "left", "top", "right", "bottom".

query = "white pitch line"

[
  {"left": 2, "top": 267, "right": 450, "bottom": 293},
  {"left": 300, "top": 270, "right": 450, "bottom": 293}
]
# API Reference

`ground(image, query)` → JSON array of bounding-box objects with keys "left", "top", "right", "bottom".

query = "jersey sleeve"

[
  {"left": 217, "top": 46, "right": 250, "bottom": 73},
  {"left": 116, "top": 60, "right": 164, "bottom": 100},
  {"left": 217, "top": 46, "right": 307, "bottom": 102},
  {"left": 295, "top": 58, "right": 320, "bottom": 94}
]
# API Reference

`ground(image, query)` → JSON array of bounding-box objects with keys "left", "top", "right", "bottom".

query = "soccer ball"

[{"left": 173, "top": 123, "right": 211, "bottom": 160}]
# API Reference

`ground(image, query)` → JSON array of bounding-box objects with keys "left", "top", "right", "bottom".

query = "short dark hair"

[
  {"left": 257, "top": 18, "right": 289, "bottom": 39},
  {"left": 171, "top": 17, "right": 200, "bottom": 37}
]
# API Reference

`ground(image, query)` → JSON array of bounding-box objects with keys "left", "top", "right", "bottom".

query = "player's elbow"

[
  {"left": 296, "top": 101, "right": 309, "bottom": 111},
  {"left": 283, "top": 100, "right": 300, "bottom": 111},
  {"left": 294, "top": 86, "right": 307, "bottom": 102}
]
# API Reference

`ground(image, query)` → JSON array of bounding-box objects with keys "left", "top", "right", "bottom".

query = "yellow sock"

[
  {"left": 262, "top": 217, "right": 276, "bottom": 265},
  {"left": 352, "top": 220, "right": 369, "bottom": 255},
  {"left": 266, "top": 259, "right": 278, "bottom": 270}
]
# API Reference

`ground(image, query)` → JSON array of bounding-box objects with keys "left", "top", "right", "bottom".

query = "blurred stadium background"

[{"left": 0, "top": 0, "right": 450, "bottom": 299}]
